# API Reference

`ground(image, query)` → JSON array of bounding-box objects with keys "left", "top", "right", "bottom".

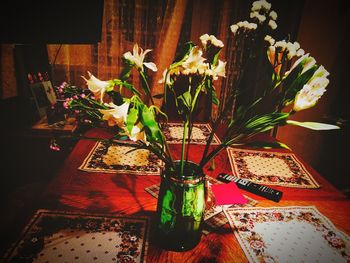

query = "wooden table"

[{"left": 40, "top": 128, "right": 349, "bottom": 262}]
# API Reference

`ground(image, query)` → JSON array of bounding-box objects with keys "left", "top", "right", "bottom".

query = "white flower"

[
  {"left": 81, "top": 71, "right": 110, "bottom": 102},
  {"left": 250, "top": 11, "right": 266, "bottom": 23},
  {"left": 123, "top": 43, "right": 157, "bottom": 72},
  {"left": 285, "top": 53, "right": 310, "bottom": 76},
  {"left": 200, "top": 34, "right": 224, "bottom": 48},
  {"left": 264, "top": 35, "right": 275, "bottom": 45},
  {"left": 293, "top": 66, "right": 329, "bottom": 112},
  {"left": 269, "top": 10, "right": 277, "bottom": 20},
  {"left": 286, "top": 42, "right": 297, "bottom": 59},
  {"left": 296, "top": 48, "right": 305, "bottom": 57},
  {"left": 293, "top": 83, "right": 327, "bottom": 111},
  {"left": 129, "top": 123, "right": 148, "bottom": 145},
  {"left": 206, "top": 60, "right": 226, "bottom": 80},
  {"left": 293, "top": 41, "right": 300, "bottom": 50},
  {"left": 311, "top": 65, "right": 330, "bottom": 79},
  {"left": 99, "top": 102, "right": 129, "bottom": 128},
  {"left": 159, "top": 69, "right": 172, "bottom": 85},
  {"left": 268, "top": 19, "right": 277, "bottom": 29},
  {"left": 230, "top": 24, "right": 239, "bottom": 33},
  {"left": 251, "top": 0, "right": 271, "bottom": 11},
  {"left": 158, "top": 67, "right": 182, "bottom": 85},
  {"left": 301, "top": 56, "right": 316, "bottom": 74},
  {"left": 308, "top": 75, "right": 330, "bottom": 91},
  {"left": 181, "top": 46, "right": 207, "bottom": 75},
  {"left": 231, "top": 21, "right": 257, "bottom": 34}
]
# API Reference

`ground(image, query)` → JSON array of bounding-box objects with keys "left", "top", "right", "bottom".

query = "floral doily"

[
  {"left": 224, "top": 206, "right": 350, "bottom": 263},
  {"left": 79, "top": 141, "right": 163, "bottom": 175},
  {"left": 227, "top": 148, "right": 320, "bottom": 188},
  {"left": 162, "top": 123, "right": 221, "bottom": 144},
  {"left": 2, "top": 209, "right": 150, "bottom": 263}
]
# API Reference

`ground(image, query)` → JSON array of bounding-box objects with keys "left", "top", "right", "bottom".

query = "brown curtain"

[
  {"left": 0, "top": 45, "right": 17, "bottom": 99},
  {"left": 0, "top": 0, "right": 303, "bottom": 119},
  {"left": 150, "top": 0, "right": 188, "bottom": 107},
  {"left": 47, "top": 0, "right": 168, "bottom": 101}
]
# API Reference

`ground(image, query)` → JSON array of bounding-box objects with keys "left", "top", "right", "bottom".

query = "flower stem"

[
  {"left": 180, "top": 118, "right": 189, "bottom": 176},
  {"left": 139, "top": 70, "right": 156, "bottom": 106}
]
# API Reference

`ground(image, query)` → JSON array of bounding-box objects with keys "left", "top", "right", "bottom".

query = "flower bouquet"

[{"left": 54, "top": 0, "right": 339, "bottom": 251}]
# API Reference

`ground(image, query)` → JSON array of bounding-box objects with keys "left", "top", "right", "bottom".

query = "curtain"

[
  {"left": 0, "top": 0, "right": 303, "bottom": 123},
  {"left": 0, "top": 45, "right": 17, "bottom": 99},
  {"left": 47, "top": 0, "right": 170, "bottom": 102},
  {"left": 150, "top": 0, "right": 188, "bottom": 107}
]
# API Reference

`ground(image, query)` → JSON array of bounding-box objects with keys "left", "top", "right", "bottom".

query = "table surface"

[{"left": 40, "top": 128, "right": 349, "bottom": 262}]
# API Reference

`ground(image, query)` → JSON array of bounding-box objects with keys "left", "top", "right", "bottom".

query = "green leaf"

[
  {"left": 245, "top": 112, "right": 290, "bottom": 133},
  {"left": 112, "top": 79, "right": 141, "bottom": 97},
  {"left": 286, "top": 120, "right": 340, "bottom": 130},
  {"left": 244, "top": 141, "right": 291, "bottom": 150},
  {"left": 177, "top": 91, "right": 192, "bottom": 108},
  {"left": 211, "top": 88, "right": 220, "bottom": 105},
  {"left": 112, "top": 134, "right": 129, "bottom": 141},
  {"left": 140, "top": 105, "right": 163, "bottom": 142},
  {"left": 139, "top": 70, "right": 152, "bottom": 97},
  {"left": 120, "top": 59, "right": 134, "bottom": 81},
  {"left": 172, "top": 42, "right": 194, "bottom": 65},
  {"left": 126, "top": 107, "right": 139, "bottom": 133}
]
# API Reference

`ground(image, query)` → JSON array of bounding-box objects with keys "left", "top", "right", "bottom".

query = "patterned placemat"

[
  {"left": 162, "top": 122, "right": 221, "bottom": 144},
  {"left": 224, "top": 206, "right": 350, "bottom": 263},
  {"left": 79, "top": 141, "right": 163, "bottom": 175},
  {"left": 145, "top": 176, "right": 258, "bottom": 234},
  {"left": 227, "top": 148, "right": 320, "bottom": 188},
  {"left": 2, "top": 209, "right": 150, "bottom": 263}
]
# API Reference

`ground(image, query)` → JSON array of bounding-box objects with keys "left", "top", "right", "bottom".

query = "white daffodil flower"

[
  {"left": 296, "top": 48, "right": 305, "bottom": 57},
  {"left": 293, "top": 79, "right": 328, "bottom": 112},
  {"left": 251, "top": 0, "right": 271, "bottom": 11},
  {"left": 129, "top": 123, "right": 149, "bottom": 145},
  {"left": 81, "top": 71, "right": 110, "bottom": 102},
  {"left": 123, "top": 43, "right": 157, "bottom": 72},
  {"left": 200, "top": 34, "right": 224, "bottom": 49},
  {"left": 181, "top": 46, "right": 207, "bottom": 75},
  {"left": 230, "top": 24, "right": 239, "bottom": 34},
  {"left": 301, "top": 56, "right": 317, "bottom": 74},
  {"left": 268, "top": 20, "right": 277, "bottom": 29},
  {"left": 250, "top": 11, "right": 266, "bottom": 23},
  {"left": 311, "top": 65, "right": 330, "bottom": 79},
  {"left": 158, "top": 67, "right": 182, "bottom": 85},
  {"left": 284, "top": 53, "right": 310, "bottom": 76},
  {"left": 264, "top": 35, "right": 275, "bottom": 45},
  {"left": 230, "top": 21, "right": 257, "bottom": 34},
  {"left": 206, "top": 60, "right": 226, "bottom": 80},
  {"left": 99, "top": 102, "right": 129, "bottom": 128},
  {"left": 269, "top": 10, "right": 277, "bottom": 20}
]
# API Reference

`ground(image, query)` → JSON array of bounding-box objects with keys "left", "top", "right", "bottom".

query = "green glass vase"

[{"left": 155, "top": 160, "right": 205, "bottom": 251}]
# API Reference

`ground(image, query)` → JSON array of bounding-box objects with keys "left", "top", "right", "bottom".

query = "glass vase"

[{"left": 155, "top": 160, "right": 205, "bottom": 251}]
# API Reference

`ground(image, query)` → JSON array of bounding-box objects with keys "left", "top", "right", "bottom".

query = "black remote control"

[{"left": 217, "top": 173, "right": 283, "bottom": 202}]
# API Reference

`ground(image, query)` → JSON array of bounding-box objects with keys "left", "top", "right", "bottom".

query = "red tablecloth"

[{"left": 33, "top": 128, "right": 350, "bottom": 262}]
